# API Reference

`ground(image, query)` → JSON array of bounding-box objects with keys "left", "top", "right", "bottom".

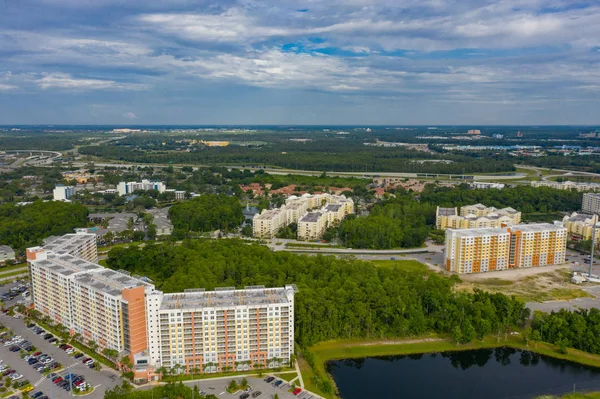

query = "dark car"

[
  {"left": 31, "top": 392, "right": 44, "bottom": 399},
  {"left": 274, "top": 380, "right": 283, "bottom": 387},
  {"left": 264, "top": 376, "right": 275, "bottom": 383},
  {"left": 28, "top": 359, "right": 38, "bottom": 365},
  {"left": 26, "top": 323, "right": 35, "bottom": 329},
  {"left": 43, "top": 334, "right": 53, "bottom": 340},
  {"left": 48, "top": 338, "right": 57, "bottom": 344},
  {"left": 74, "top": 353, "right": 84, "bottom": 359},
  {"left": 239, "top": 394, "right": 249, "bottom": 399},
  {"left": 252, "top": 391, "right": 262, "bottom": 398}
]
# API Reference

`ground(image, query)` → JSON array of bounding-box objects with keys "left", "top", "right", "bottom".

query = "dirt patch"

[{"left": 456, "top": 266, "right": 594, "bottom": 302}]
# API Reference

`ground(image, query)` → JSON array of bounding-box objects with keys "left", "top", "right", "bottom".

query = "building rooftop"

[
  {"left": 299, "top": 212, "right": 322, "bottom": 223},
  {"left": 325, "top": 204, "right": 342, "bottom": 212},
  {"left": 510, "top": 223, "right": 566, "bottom": 232},
  {"left": 448, "top": 228, "right": 509, "bottom": 237},
  {"left": 0, "top": 245, "right": 14, "bottom": 253},
  {"left": 41, "top": 232, "right": 96, "bottom": 256},
  {"left": 254, "top": 209, "right": 283, "bottom": 221},
  {"left": 73, "top": 269, "right": 151, "bottom": 297},
  {"left": 159, "top": 286, "right": 296, "bottom": 311},
  {"left": 32, "top": 253, "right": 103, "bottom": 277},
  {"left": 437, "top": 207, "right": 457, "bottom": 216}
]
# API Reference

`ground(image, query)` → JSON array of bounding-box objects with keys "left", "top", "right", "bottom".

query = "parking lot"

[
  {"left": 184, "top": 376, "right": 318, "bottom": 399},
  {"left": 0, "top": 315, "right": 121, "bottom": 398}
]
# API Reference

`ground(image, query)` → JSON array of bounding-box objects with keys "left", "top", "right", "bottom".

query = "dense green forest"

[
  {"left": 0, "top": 200, "right": 88, "bottom": 251},
  {"left": 168, "top": 194, "right": 244, "bottom": 234},
  {"left": 337, "top": 196, "right": 435, "bottom": 249},
  {"left": 106, "top": 240, "right": 529, "bottom": 348},
  {"left": 79, "top": 136, "right": 515, "bottom": 174},
  {"left": 531, "top": 309, "right": 600, "bottom": 355}
]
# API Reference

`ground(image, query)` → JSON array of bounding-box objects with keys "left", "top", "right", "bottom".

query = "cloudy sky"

[{"left": 0, "top": 0, "right": 599, "bottom": 125}]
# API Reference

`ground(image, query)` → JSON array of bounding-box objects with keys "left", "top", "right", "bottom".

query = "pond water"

[{"left": 327, "top": 348, "right": 600, "bottom": 399}]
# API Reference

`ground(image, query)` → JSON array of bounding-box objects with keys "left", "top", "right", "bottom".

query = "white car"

[
  {"left": 84, "top": 360, "right": 94, "bottom": 366},
  {"left": 0, "top": 365, "right": 7, "bottom": 372},
  {"left": 10, "top": 374, "right": 22, "bottom": 381},
  {"left": 42, "top": 358, "right": 53, "bottom": 364},
  {"left": 3, "top": 341, "right": 13, "bottom": 347}
]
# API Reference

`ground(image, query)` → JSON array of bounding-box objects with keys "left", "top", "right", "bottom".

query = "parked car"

[{"left": 251, "top": 391, "right": 262, "bottom": 398}]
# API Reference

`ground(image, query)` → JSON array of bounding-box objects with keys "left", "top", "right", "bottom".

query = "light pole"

[{"left": 590, "top": 224, "right": 600, "bottom": 278}]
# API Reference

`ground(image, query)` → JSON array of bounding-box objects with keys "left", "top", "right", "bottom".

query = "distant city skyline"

[{"left": 0, "top": 1, "right": 599, "bottom": 125}]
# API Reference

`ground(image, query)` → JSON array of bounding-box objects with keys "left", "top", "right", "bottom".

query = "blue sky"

[{"left": 0, "top": 0, "right": 599, "bottom": 125}]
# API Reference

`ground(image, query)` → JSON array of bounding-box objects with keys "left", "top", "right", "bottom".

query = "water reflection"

[{"left": 328, "top": 348, "right": 600, "bottom": 399}]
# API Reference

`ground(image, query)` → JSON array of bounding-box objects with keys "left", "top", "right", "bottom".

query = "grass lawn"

[
  {"left": 369, "top": 259, "right": 431, "bottom": 273},
  {"left": 0, "top": 263, "right": 27, "bottom": 273},
  {"left": 277, "top": 372, "right": 298, "bottom": 382},
  {"left": 543, "top": 394, "right": 600, "bottom": 399},
  {"left": 0, "top": 270, "right": 29, "bottom": 280}
]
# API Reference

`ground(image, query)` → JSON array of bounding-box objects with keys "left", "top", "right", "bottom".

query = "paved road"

[{"left": 0, "top": 315, "right": 121, "bottom": 398}]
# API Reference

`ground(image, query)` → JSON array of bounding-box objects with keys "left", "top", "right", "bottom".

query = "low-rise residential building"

[
  {"left": 470, "top": 182, "right": 505, "bottom": 189},
  {"left": 53, "top": 184, "right": 77, "bottom": 201},
  {"left": 583, "top": 193, "right": 600, "bottom": 214},
  {"left": 436, "top": 204, "right": 521, "bottom": 230},
  {"left": 117, "top": 180, "right": 166, "bottom": 196},
  {"left": 532, "top": 180, "right": 600, "bottom": 192},
  {"left": 444, "top": 223, "right": 567, "bottom": 274},
  {"left": 0, "top": 245, "right": 15, "bottom": 264},
  {"left": 562, "top": 212, "right": 599, "bottom": 241}
]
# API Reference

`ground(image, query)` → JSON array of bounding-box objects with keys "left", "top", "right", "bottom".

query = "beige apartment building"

[
  {"left": 253, "top": 194, "right": 354, "bottom": 239},
  {"left": 444, "top": 223, "right": 567, "bottom": 274},
  {"left": 562, "top": 212, "right": 599, "bottom": 242},
  {"left": 147, "top": 285, "right": 296, "bottom": 374},
  {"left": 436, "top": 204, "right": 521, "bottom": 230}
]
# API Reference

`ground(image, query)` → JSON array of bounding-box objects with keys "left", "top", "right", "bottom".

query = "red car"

[
  {"left": 33, "top": 352, "right": 42, "bottom": 357},
  {"left": 52, "top": 377, "right": 63, "bottom": 384},
  {"left": 82, "top": 358, "right": 91, "bottom": 364},
  {"left": 2, "top": 369, "right": 15, "bottom": 376},
  {"left": 293, "top": 388, "right": 302, "bottom": 396}
]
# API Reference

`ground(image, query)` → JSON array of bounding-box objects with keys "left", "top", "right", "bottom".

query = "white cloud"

[
  {"left": 0, "top": 84, "right": 18, "bottom": 91},
  {"left": 35, "top": 73, "right": 147, "bottom": 91},
  {"left": 123, "top": 112, "right": 138, "bottom": 119}
]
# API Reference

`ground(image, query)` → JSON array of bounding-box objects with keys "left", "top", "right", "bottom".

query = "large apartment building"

[
  {"left": 436, "top": 204, "right": 521, "bottom": 230},
  {"left": 445, "top": 223, "right": 567, "bottom": 274},
  {"left": 583, "top": 193, "right": 600, "bottom": 215},
  {"left": 28, "top": 232, "right": 296, "bottom": 381},
  {"left": 117, "top": 180, "right": 166, "bottom": 196},
  {"left": 253, "top": 193, "right": 354, "bottom": 239},
  {"left": 147, "top": 286, "right": 295, "bottom": 373},
  {"left": 53, "top": 184, "right": 77, "bottom": 201}
]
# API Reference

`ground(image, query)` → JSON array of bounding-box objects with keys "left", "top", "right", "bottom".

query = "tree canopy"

[
  {"left": 106, "top": 240, "right": 529, "bottom": 347},
  {"left": 168, "top": 194, "right": 244, "bottom": 232},
  {"left": 0, "top": 200, "right": 88, "bottom": 251}
]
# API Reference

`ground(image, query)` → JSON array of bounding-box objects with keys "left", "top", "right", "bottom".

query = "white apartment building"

[
  {"left": 583, "top": 193, "right": 600, "bottom": 215},
  {"left": 117, "top": 180, "right": 166, "bottom": 196},
  {"left": 28, "top": 232, "right": 297, "bottom": 381},
  {"left": 53, "top": 184, "right": 77, "bottom": 201},
  {"left": 532, "top": 180, "right": 600, "bottom": 192}
]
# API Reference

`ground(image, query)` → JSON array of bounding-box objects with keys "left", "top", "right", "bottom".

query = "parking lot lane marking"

[{"left": 94, "top": 384, "right": 101, "bottom": 389}]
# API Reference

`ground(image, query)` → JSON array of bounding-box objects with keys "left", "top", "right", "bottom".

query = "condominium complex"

[
  {"left": 147, "top": 286, "right": 295, "bottom": 373},
  {"left": 28, "top": 231, "right": 296, "bottom": 381},
  {"left": 532, "top": 180, "right": 600, "bottom": 192},
  {"left": 583, "top": 193, "right": 600, "bottom": 215},
  {"left": 253, "top": 193, "right": 354, "bottom": 239},
  {"left": 436, "top": 204, "right": 521, "bottom": 230},
  {"left": 562, "top": 212, "right": 599, "bottom": 241},
  {"left": 445, "top": 223, "right": 567, "bottom": 274},
  {"left": 117, "top": 180, "right": 166, "bottom": 196},
  {"left": 53, "top": 184, "right": 77, "bottom": 201}
]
